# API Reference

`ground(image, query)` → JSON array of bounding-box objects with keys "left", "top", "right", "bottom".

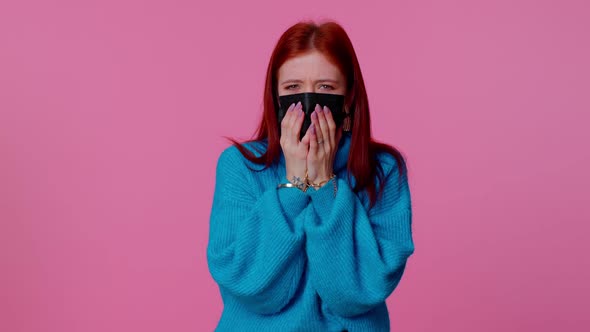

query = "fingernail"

[
  {"left": 296, "top": 101, "right": 302, "bottom": 109},
  {"left": 298, "top": 109, "right": 303, "bottom": 117},
  {"left": 311, "top": 110, "right": 317, "bottom": 119},
  {"left": 323, "top": 106, "right": 330, "bottom": 113}
]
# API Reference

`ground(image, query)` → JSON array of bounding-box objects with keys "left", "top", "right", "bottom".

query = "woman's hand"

[
  {"left": 280, "top": 101, "right": 311, "bottom": 185},
  {"left": 304, "top": 104, "right": 343, "bottom": 187}
]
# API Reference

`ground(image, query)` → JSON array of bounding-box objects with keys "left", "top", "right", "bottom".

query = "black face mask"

[{"left": 277, "top": 92, "right": 348, "bottom": 140}]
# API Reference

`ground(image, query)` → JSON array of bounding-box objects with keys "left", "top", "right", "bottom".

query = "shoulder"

[
  {"left": 374, "top": 149, "right": 407, "bottom": 179},
  {"left": 217, "top": 139, "right": 268, "bottom": 170},
  {"left": 370, "top": 149, "right": 412, "bottom": 211}
]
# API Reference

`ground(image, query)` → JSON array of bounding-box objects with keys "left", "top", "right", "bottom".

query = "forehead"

[{"left": 278, "top": 51, "right": 343, "bottom": 81}]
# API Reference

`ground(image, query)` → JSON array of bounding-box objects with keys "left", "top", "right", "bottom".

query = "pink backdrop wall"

[{"left": 1, "top": 1, "right": 588, "bottom": 331}]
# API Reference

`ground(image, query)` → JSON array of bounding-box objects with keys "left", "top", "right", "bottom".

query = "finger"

[
  {"left": 300, "top": 122, "right": 312, "bottom": 152},
  {"left": 280, "top": 102, "right": 296, "bottom": 140},
  {"left": 281, "top": 103, "right": 295, "bottom": 129},
  {"left": 308, "top": 123, "right": 318, "bottom": 156},
  {"left": 291, "top": 102, "right": 305, "bottom": 143},
  {"left": 316, "top": 104, "right": 331, "bottom": 150},
  {"left": 311, "top": 107, "right": 324, "bottom": 153},
  {"left": 286, "top": 101, "right": 302, "bottom": 144},
  {"left": 322, "top": 106, "right": 337, "bottom": 148}
]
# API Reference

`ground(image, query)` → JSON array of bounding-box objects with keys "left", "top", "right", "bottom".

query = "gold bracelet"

[{"left": 307, "top": 174, "right": 336, "bottom": 190}]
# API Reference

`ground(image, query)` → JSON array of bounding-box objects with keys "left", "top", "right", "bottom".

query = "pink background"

[{"left": 1, "top": 1, "right": 589, "bottom": 331}]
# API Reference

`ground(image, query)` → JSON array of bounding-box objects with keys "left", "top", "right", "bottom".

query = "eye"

[
  {"left": 320, "top": 84, "right": 334, "bottom": 90},
  {"left": 286, "top": 84, "right": 298, "bottom": 89}
]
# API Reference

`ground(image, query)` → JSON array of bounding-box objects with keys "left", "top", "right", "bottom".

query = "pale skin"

[{"left": 277, "top": 50, "right": 347, "bottom": 189}]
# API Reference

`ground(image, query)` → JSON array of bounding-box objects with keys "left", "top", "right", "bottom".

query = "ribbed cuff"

[
  {"left": 307, "top": 177, "right": 341, "bottom": 217},
  {"left": 277, "top": 186, "right": 310, "bottom": 220}
]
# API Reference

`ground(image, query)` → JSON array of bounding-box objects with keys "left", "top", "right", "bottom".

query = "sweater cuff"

[
  {"left": 306, "top": 177, "right": 341, "bottom": 216},
  {"left": 277, "top": 186, "right": 310, "bottom": 220}
]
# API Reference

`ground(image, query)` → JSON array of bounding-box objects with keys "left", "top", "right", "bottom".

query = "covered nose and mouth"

[{"left": 277, "top": 92, "right": 347, "bottom": 140}]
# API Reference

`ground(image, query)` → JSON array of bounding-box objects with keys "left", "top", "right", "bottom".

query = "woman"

[{"left": 207, "top": 20, "right": 415, "bottom": 332}]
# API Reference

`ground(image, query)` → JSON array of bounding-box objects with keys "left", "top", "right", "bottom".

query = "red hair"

[{"left": 227, "top": 20, "right": 408, "bottom": 208}]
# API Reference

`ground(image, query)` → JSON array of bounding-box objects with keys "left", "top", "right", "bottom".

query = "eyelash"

[{"left": 286, "top": 84, "right": 334, "bottom": 90}]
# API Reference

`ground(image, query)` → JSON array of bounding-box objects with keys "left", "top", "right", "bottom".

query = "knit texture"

[{"left": 206, "top": 132, "right": 415, "bottom": 331}]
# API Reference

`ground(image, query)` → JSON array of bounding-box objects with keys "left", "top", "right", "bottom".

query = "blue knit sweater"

[{"left": 207, "top": 132, "right": 415, "bottom": 331}]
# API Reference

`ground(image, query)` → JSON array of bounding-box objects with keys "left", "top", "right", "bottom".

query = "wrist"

[
  {"left": 286, "top": 173, "right": 309, "bottom": 192},
  {"left": 286, "top": 173, "right": 304, "bottom": 182},
  {"left": 285, "top": 167, "right": 307, "bottom": 183},
  {"left": 307, "top": 174, "right": 336, "bottom": 190},
  {"left": 308, "top": 172, "right": 331, "bottom": 184}
]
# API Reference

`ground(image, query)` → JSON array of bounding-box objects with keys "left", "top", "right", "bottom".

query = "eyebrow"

[{"left": 280, "top": 79, "right": 340, "bottom": 85}]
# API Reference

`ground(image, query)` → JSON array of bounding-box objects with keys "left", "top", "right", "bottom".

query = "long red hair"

[{"left": 227, "top": 20, "right": 408, "bottom": 208}]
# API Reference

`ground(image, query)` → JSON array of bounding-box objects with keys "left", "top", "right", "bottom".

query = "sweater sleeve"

[
  {"left": 206, "top": 146, "right": 310, "bottom": 315},
  {"left": 303, "top": 155, "right": 415, "bottom": 318}
]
